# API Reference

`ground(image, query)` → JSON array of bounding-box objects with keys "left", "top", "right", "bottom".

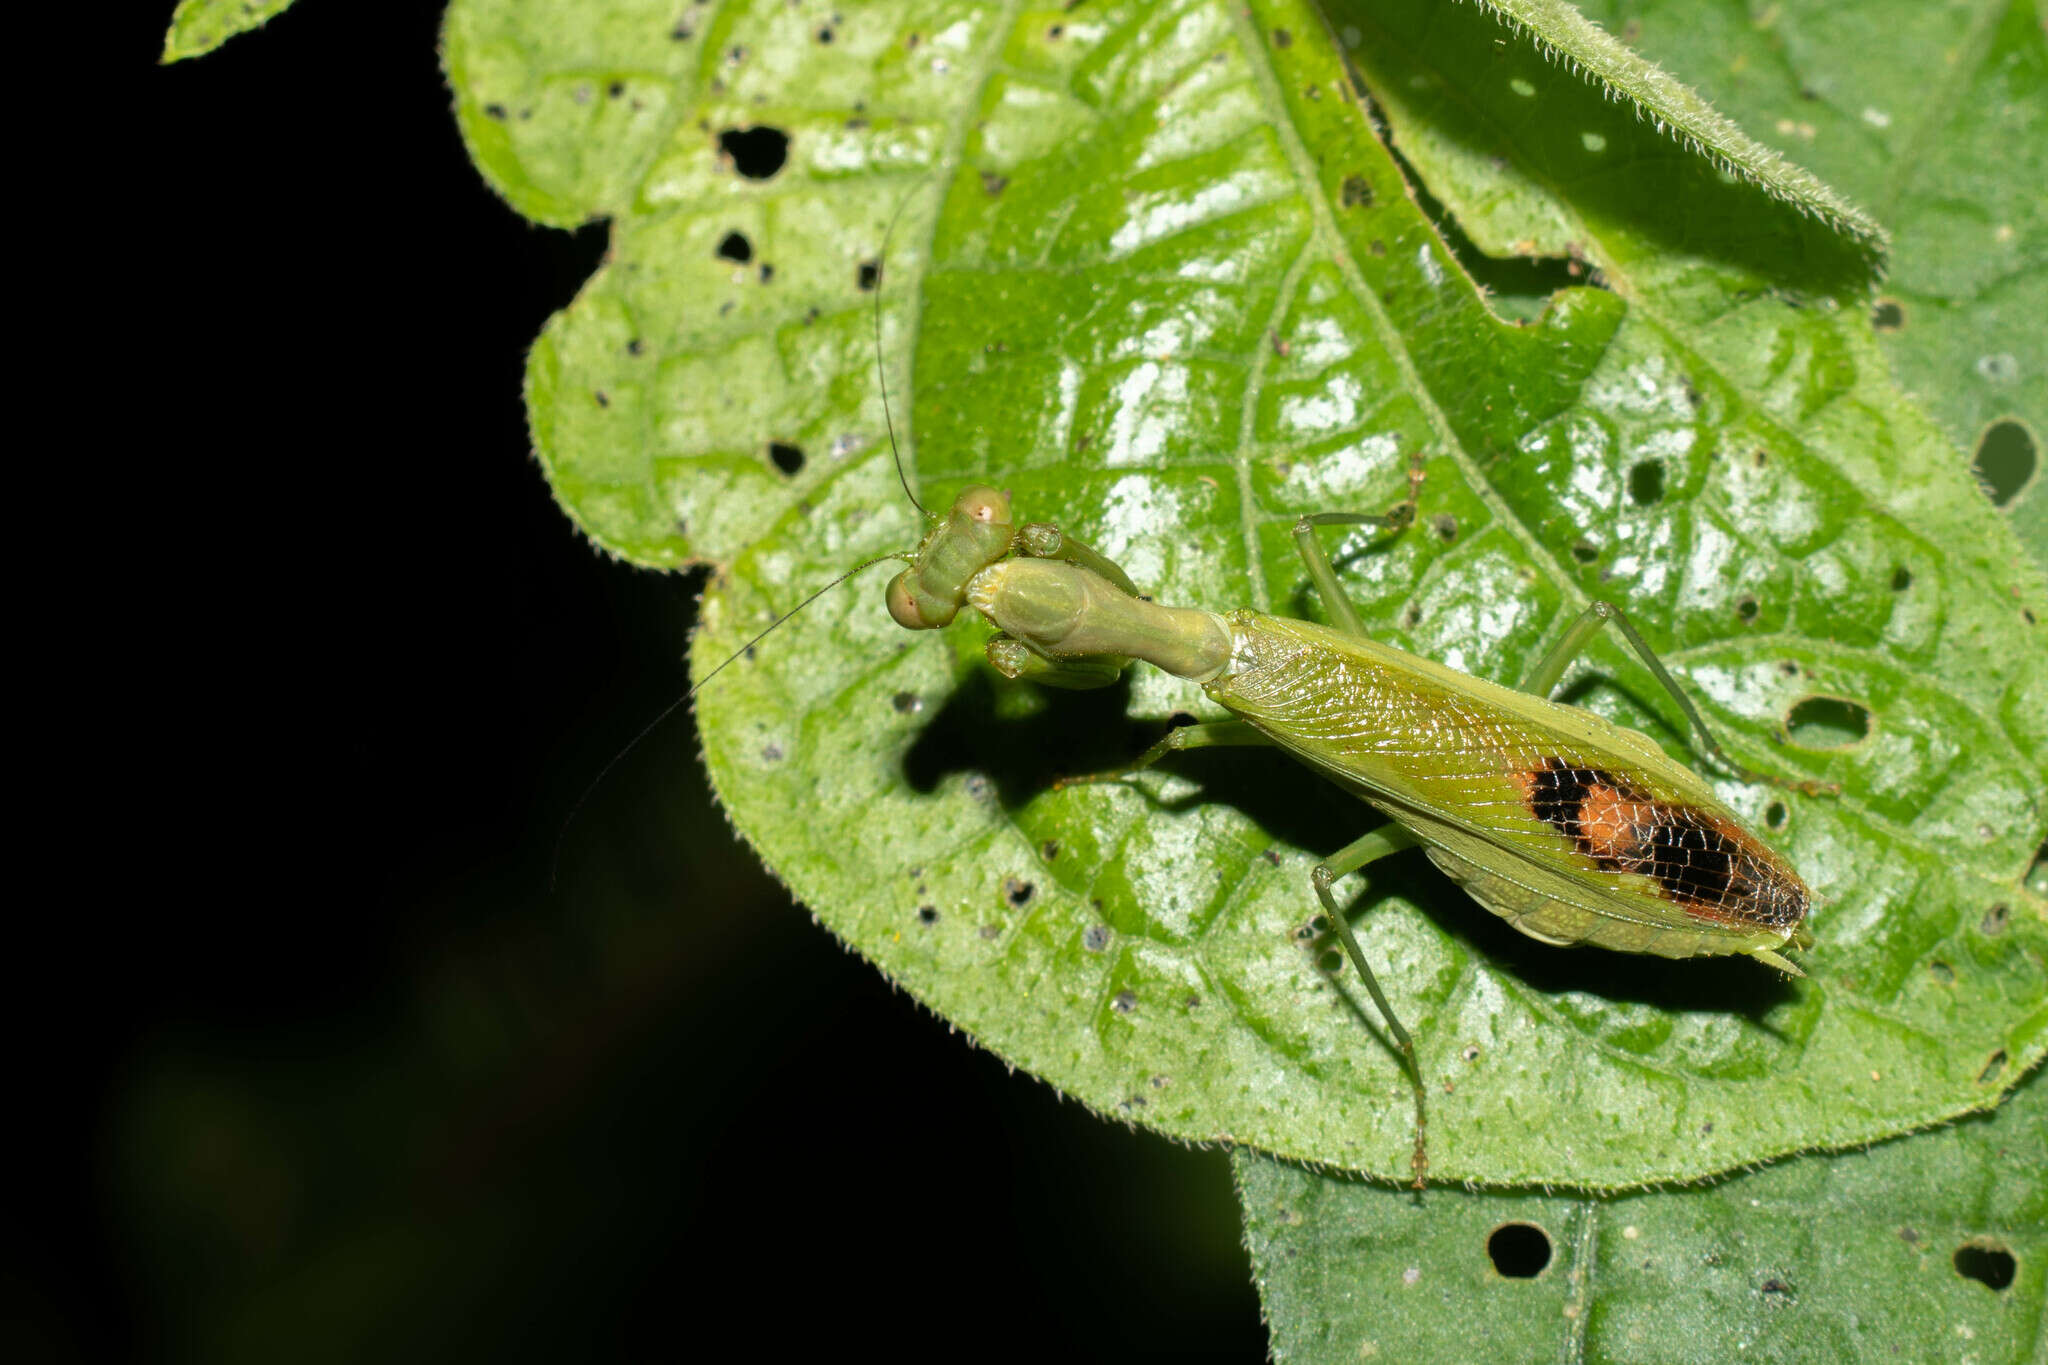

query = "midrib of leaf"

[{"left": 1234, "top": 4, "right": 1598, "bottom": 619}]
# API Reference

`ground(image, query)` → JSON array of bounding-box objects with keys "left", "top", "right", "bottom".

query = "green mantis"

[{"left": 880, "top": 460, "right": 1829, "bottom": 1186}]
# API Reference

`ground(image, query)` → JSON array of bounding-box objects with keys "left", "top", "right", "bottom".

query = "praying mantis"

[{"left": 872, "top": 460, "right": 1828, "bottom": 1185}]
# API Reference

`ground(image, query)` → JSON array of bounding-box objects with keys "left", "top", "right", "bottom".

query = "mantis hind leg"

[
  {"left": 1290, "top": 451, "right": 1427, "bottom": 637},
  {"left": 1523, "top": 602, "right": 1836, "bottom": 796},
  {"left": 1313, "top": 822, "right": 1429, "bottom": 1187}
]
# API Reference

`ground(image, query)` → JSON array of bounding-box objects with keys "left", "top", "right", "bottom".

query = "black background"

[{"left": 24, "top": 5, "right": 1263, "bottom": 1359}]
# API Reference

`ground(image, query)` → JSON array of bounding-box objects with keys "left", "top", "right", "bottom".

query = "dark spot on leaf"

[
  {"left": 1461, "top": 1045, "right": 1481, "bottom": 1062},
  {"left": 1871, "top": 298, "right": 1903, "bottom": 331},
  {"left": 1150, "top": 1074, "right": 1169, "bottom": 1089},
  {"left": 1430, "top": 513, "right": 1457, "bottom": 541},
  {"left": 727, "top": 44, "right": 747, "bottom": 65},
  {"left": 979, "top": 924, "right": 1000, "bottom": 940},
  {"left": 1736, "top": 595, "right": 1759, "bottom": 622},
  {"left": 671, "top": 18, "right": 694, "bottom": 40},
  {"left": 769, "top": 441, "right": 804, "bottom": 476},
  {"left": 483, "top": 102, "right": 507, "bottom": 120},
  {"left": 1571, "top": 540, "right": 1599, "bottom": 564},
  {"left": 1005, "top": 877, "right": 1035, "bottom": 908},
  {"left": 981, "top": 171, "right": 1008, "bottom": 196},
  {"left": 1778, "top": 660, "right": 1801, "bottom": 677},
  {"left": 1785, "top": 696, "right": 1871, "bottom": 749},
  {"left": 1928, "top": 959, "right": 1954, "bottom": 984},
  {"left": 1972, "top": 419, "right": 2036, "bottom": 507},
  {"left": 892, "top": 690, "right": 922, "bottom": 714},
  {"left": 1890, "top": 565, "right": 1912, "bottom": 591},
  {"left": 1487, "top": 1224, "right": 1551, "bottom": 1277},
  {"left": 719, "top": 125, "right": 788, "bottom": 179},
  {"left": 917, "top": 905, "right": 938, "bottom": 926},
  {"left": 761, "top": 743, "right": 783, "bottom": 762},
  {"left": 717, "top": 230, "right": 752, "bottom": 263},
  {"left": 1112, "top": 989, "right": 1137, "bottom": 1014},
  {"left": 1980, "top": 903, "right": 2009, "bottom": 936},
  {"left": 1760, "top": 1277, "right": 1793, "bottom": 1297},
  {"left": 1262, "top": 847, "right": 1282, "bottom": 866},
  {"left": 1765, "top": 801, "right": 1787, "bottom": 829},
  {"left": 1083, "top": 924, "right": 1112, "bottom": 952},
  {"left": 858, "top": 259, "right": 881, "bottom": 291},
  {"left": 817, "top": 24, "right": 834, "bottom": 43},
  {"left": 1953, "top": 1240, "right": 2016, "bottom": 1291},
  {"left": 1047, "top": 24, "right": 1063, "bottom": 40},
  {"left": 1899, "top": 1227, "right": 1921, "bottom": 1244},
  {"left": 1369, "top": 239, "right": 1387, "bottom": 256},
  {"left": 1342, "top": 174, "right": 1373, "bottom": 207},
  {"left": 1316, "top": 948, "right": 1342, "bottom": 973},
  {"left": 607, "top": 80, "right": 625, "bottom": 99},
  {"left": 1754, "top": 447, "right": 1770, "bottom": 467},
  {"left": 593, "top": 390, "right": 609, "bottom": 408},
  {"left": 758, "top": 263, "right": 775, "bottom": 284},
  {"left": 1272, "top": 27, "right": 1292, "bottom": 47},
  {"left": 1040, "top": 840, "right": 1060, "bottom": 862},
  {"left": 1628, "top": 459, "right": 1665, "bottom": 505},
  {"left": 626, "top": 337, "right": 644, "bottom": 356}
]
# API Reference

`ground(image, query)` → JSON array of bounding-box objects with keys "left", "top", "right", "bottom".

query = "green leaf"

[
  {"left": 160, "top": 0, "right": 301, "bottom": 64},
  {"left": 460, "top": 0, "right": 2048, "bottom": 1185},
  {"left": 1571, "top": 0, "right": 2048, "bottom": 560},
  {"left": 1240, "top": 1061, "right": 2046, "bottom": 1364}
]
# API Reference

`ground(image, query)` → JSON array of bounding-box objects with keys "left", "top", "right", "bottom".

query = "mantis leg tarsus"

[
  {"left": 1050, "top": 719, "right": 1271, "bottom": 790},
  {"left": 1524, "top": 600, "right": 1840, "bottom": 797},
  {"left": 1291, "top": 451, "right": 1427, "bottom": 638},
  {"left": 1314, "top": 822, "right": 1430, "bottom": 1188}
]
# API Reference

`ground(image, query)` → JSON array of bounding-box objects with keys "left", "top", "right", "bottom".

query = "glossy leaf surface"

[{"left": 452, "top": 0, "right": 2048, "bottom": 1185}]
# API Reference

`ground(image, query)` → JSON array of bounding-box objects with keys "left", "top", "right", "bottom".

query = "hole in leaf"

[
  {"left": 716, "top": 230, "right": 753, "bottom": 263},
  {"left": 1005, "top": 878, "right": 1035, "bottom": 908},
  {"left": 916, "top": 905, "right": 938, "bottom": 926},
  {"left": 1953, "top": 1240, "right": 2016, "bottom": 1291},
  {"left": 1487, "top": 1223, "right": 1551, "bottom": 1278},
  {"left": 1316, "top": 948, "right": 1342, "bottom": 973},
  {"left": 1980, "top": 902, "right": 2009, "bottom": 936},
  {"left": 1972, "top": 419, "right": 2036, "bottom": 507},
  {"left": 1765, "top": 801, "right": 1787, "bottom": 829},
  {"left": 1736, "top": 595, "right": 1759, "bottom": 622},
  {"left": 718, "top": 125, "right": 789, "bottom": 179},
  {"left": 1976, "top": 1049, "right": 2007, "bottom": 1084},
  {"left": 1571, "top": 540, "right": 1599, "bottom": 564},
  {"left": 768, "top": 441, "right": 804, "bottom": 476},
  {"left": 892, "top": 691, "right": 922, "bottom": 714},
  {"left": 1785, "top": 696, "right": 1871, "bottom": 749},
  {"left": 1871, "top": 298, "right": 1904, "bottom": 331},
  {"left": 857, "top": 259, "right": 881, "bottom": 291},
  {"left": 1628, "top": 459, "right": 1666, "bottom": 505},
  {"left": 1890, "top": 565, "right": 1912, "bottom": 591},
  {"left": 1928, "top": 959, "right": 1954, "bottom": 984}
]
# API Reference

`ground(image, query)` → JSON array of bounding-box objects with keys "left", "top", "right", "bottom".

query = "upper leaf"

[{"left": 450, "top": 0, "right": 2048, "bottom": 1185}]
